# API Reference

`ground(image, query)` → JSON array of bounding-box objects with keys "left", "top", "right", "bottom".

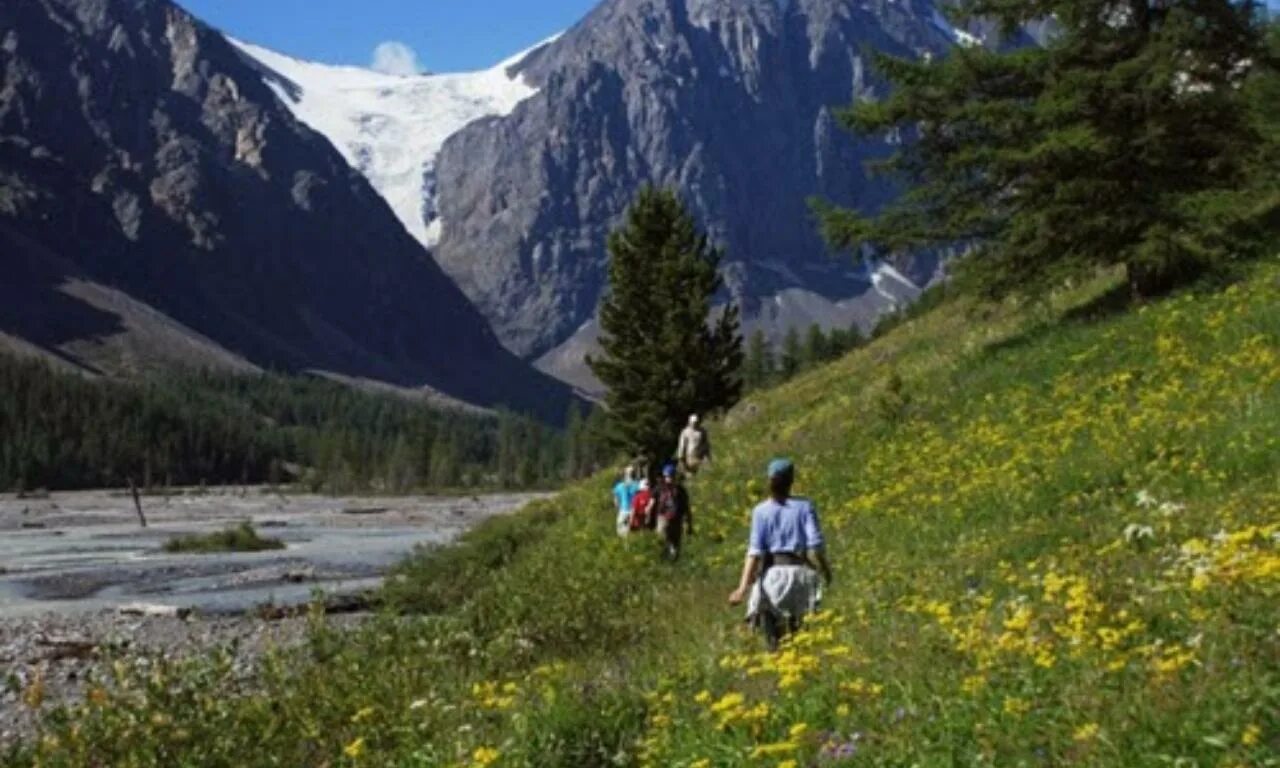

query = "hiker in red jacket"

[{"left": 629, "top": 479, "right": 654, "bottom": 531}]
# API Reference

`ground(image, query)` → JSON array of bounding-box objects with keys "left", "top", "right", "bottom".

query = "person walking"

[
  {"left": 728, "top": 458, "right": 832, "bottom": 650},
  {"left": 676, "top": 415, "right": 711, "bottom": 475},
  {"left": 612, "top": 467, "right": 638, "bottom": 536},
  {"left": 629, "top": 478, "right": 654, "bottom": 531},
  {"left": 654, "top": 463, "right": 693, "bottom": 559}
]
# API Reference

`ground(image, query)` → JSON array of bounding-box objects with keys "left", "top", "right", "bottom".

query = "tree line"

[
  {"left": 740, "top": 322, "right": 866, "bottom": 392},
  {"left": 0, "top": 355, "right": 609, "bottom": 493}
]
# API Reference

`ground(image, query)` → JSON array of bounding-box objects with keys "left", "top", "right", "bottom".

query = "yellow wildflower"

[
  {"left": 343, "top": 737, "right": 366, "bottom": 759},
  {"left": 749, "top": 741, "right": 799, "bottom": 758},
  {"left": 961, "top": 674, "right": 986, "bottom": 694},
  {"left": 711, "top": 692, "right": 745, "bottom": 714},
  {"left": 1242, "top": 723, "right": 1261, "bottom": 747},
  {"left": 1073, "top": 723, "right": 1100, "bottom": 742}
]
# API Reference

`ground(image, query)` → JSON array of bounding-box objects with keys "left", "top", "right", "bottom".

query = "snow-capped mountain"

[
  {"left": 223, "top": 0, "right": 1008, "bottom": 393},
  {"left": 231, "top": 39, "right": 549, "bottom": 248}
]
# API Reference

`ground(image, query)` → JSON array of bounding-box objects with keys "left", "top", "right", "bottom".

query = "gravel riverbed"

[{"left": 0, "top": 488, "right": 545, "bottom": 746}]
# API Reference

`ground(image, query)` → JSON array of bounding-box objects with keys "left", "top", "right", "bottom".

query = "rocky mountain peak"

[{"left": 431, "top": 0, "right": 957, "bottom": 370}]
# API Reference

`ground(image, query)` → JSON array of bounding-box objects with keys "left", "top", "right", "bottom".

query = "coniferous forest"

[{"left": 0, "top": 354, "right": 608, "bottom": 493}]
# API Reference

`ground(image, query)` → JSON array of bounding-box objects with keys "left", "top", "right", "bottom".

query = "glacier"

[{"left": 229, "top": 38, "right": 548, "bottom": 248}]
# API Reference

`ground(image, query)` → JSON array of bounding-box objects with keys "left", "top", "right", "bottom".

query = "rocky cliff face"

[
  {"left": 0, "top": 0, "right": 573, "bottom": 418},
  {"left": 432, "top": 0, "right": 965, "bottom": 362}
]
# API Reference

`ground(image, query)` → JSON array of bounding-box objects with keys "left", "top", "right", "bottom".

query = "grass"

[
  {"left": 161, "top": 522, "right": 286, "bottom": 554},
  {"left": 8, "top": 260, "right": 1279, "bottom": 767}
]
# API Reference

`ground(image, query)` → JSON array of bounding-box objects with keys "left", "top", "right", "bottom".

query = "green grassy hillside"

[{"left": 12, "top": 261, "right": 1278, "bottom": 767}]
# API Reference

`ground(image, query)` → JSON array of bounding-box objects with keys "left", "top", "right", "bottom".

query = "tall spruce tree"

[
  {"left": 815, "top": 0, "right": 1278, "bottom": 299},
  {"left": 780, "top": 328, "right": 803, "bottom": 380},
  {"left": 743, "top": 329, "right": 775, "bottom": 390},
  {"left": 588, "top": 188, "right": 743, "bottom": 464},
  {"left": 1246, "top": 20, "right": 1280, "bottom": 224},
  {"left": 802, "top": 323, "right": 828, "bottom": 369}
]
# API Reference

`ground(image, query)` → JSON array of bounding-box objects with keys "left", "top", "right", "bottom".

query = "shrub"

[{"left": 162, "top": 522, "right": 285, "bottom": 554}]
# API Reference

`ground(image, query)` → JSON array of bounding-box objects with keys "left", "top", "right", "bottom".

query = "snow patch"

[
  {"left": 231, "top": 37, "right": 550, "bottom": 248},
  {"left": 930, "top": 8, "right": 983, "bottom": 48},
  {"left": 866, "top": 260, "right": 922, "bottom": 306}
]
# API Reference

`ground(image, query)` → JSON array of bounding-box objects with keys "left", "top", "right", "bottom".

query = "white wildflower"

[
  {"left": 1123, "top": 523, "right": 1154, "bottom": 543},
  {"left": 1135, "top": 490, "right": 1158, "bottom": 508}
]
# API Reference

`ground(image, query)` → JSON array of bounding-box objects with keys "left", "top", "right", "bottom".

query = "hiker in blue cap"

[
  {"left": 728, "top": 458, "right": 832, "bottom": 650},
  {"left": 654, "top": 461, "right": 693, "bottom": 560}
]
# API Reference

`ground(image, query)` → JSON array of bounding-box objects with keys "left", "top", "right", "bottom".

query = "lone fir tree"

[
  {"left": 815, "top": 0, "right": 1278, "bottom": 299},
  {"left": 588, "top": 188, "right": 743, "bottom": 465}
]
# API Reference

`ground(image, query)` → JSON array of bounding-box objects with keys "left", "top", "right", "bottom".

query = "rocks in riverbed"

[
  {"left": 0, "top": 609, "right": 367, "bottom": 746},
  {"left": 341, "top": 506, "right": 388, "bottom": 516},
  {"left": 117, "top": 603, "right": 193, "bottom": 619},
  {"left": 35, "top": 634, "right": 98, "bottom": 662}
]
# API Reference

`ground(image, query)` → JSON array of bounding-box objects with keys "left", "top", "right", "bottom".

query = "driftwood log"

[
  {"left": 118, "top": 602, "right": 191, "bottom": 619},
  {"left": 127, "top": 477, "right": 148, "bottom": 528}
]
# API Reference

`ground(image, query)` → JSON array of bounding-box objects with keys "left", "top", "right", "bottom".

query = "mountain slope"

[
  {"left": 432, "top": 0, "right": 964, "bottom": 360},
  {"left": 0, "top": 0, "right": 574, "bottom": 418},
  {"left": 17, "top": 258, "right": 1279, "bottom": 765},
  {"left": 228, "top": 0, "right": 975, "bottom": 389}
]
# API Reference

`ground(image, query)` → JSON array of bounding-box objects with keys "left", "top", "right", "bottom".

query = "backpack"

[{"left": 656, "top": 485, "right": 682, "bottom": 521}]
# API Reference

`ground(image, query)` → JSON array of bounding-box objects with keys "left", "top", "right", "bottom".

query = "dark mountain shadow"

[{"left": 0, "top": 225, "right": 121, "bottom": 372}]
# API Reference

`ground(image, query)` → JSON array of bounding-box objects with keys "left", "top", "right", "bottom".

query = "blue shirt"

[
  {"left": 748, "top": 497, "right": 825, "bottom": 557},
  {"left": 613, "top": 481, "right": 637, "bottom": 514}
]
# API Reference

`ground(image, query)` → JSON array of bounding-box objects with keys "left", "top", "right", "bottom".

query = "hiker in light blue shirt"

[
  {"left": 612, "top": 467, "right": 638, "bottom": 536},
  {"left": 729, "top": 458, "right": 832, "bottom": 649}
]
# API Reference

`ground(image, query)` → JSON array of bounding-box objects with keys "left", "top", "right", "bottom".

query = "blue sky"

[{"left": 178, "top": 0, "right": 600, "bottom": 73}]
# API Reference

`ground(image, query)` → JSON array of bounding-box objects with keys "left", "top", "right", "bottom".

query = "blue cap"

[
  {"left": 767, "top": 458, "right": 794, "bottom": 478},
  {"left": 662, "top": 462, "right": 678, "bottom": 477}
]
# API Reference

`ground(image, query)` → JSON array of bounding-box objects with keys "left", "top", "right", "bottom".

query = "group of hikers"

[
  {"left": 611, "top": 414, "right": 709, "bottom": 559},
  {"left": 609, "top": 414, "right": 832, "bottom": 649}
]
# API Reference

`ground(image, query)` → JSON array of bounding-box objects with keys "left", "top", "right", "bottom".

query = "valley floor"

[{"left": 0, "top": 489, "right": 542, "bottom": 748}]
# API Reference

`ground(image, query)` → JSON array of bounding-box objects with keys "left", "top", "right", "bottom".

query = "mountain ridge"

[
  {"left": 230, "top": 0, "right": 965, "bottom": 389},
  {"left": 0, "top": 0, "right": 575, "bottom": 419},
  {"left": 432, "top": 0, "right": 957, "bottom": 363}
]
